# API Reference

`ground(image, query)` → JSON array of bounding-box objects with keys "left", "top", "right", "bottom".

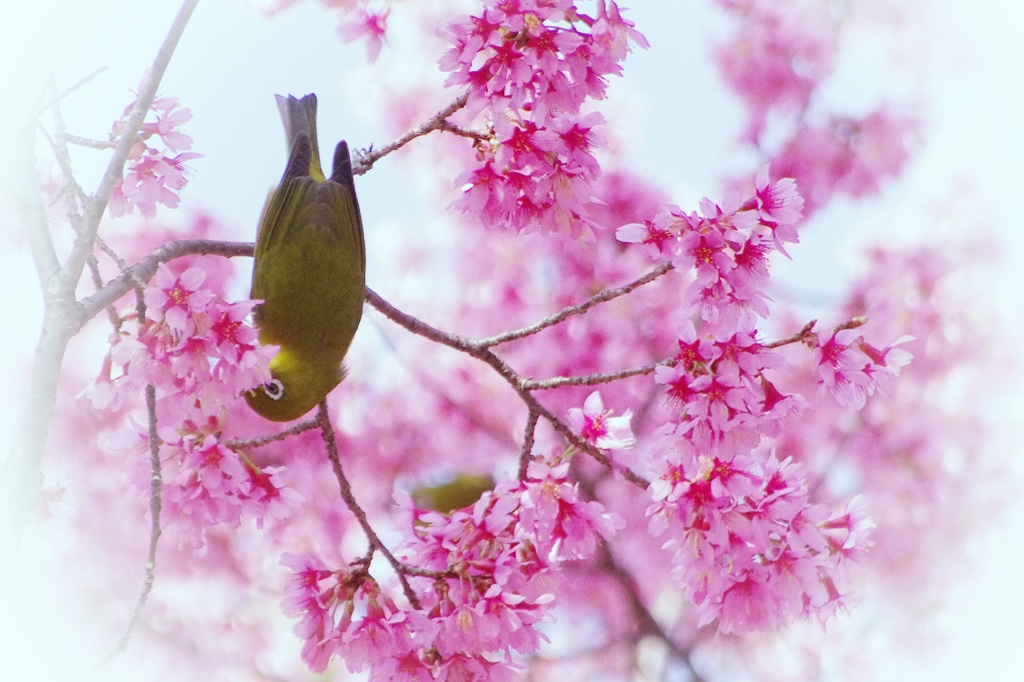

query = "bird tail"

[{"left": 276, "top": 94, "right": 325, "bottom": 181}]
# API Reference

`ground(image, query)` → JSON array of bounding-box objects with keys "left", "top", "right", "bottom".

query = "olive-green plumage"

[{"left": 245, "top": 94, "right": 365, "bottom": 421}]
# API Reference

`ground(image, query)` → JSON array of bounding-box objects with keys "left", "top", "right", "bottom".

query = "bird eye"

[{"left": 262, "top": 379, "right": 285, "bottom": 400}]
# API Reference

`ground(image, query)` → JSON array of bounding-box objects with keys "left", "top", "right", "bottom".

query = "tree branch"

[
  {"left": 65, "top": 0, "right": 200, "bottom": 288},
  {"left": 522, "top": 356, "right": 676, "bottom": 391},
  {"left": 78, "top": 239, "right": 254, "bottom": 328},
  {"left": 518, "top": 408, "right": 540, "bottom": 480},
  {"left": 225, "top": 418, "right": 320, "bottom": 450},
  {"left": 352, "top": 92, "right": 469, "bottom": 175},
  {"left": 99, "top": 382, "right": 163, "bottom": 665},
  {"left": 763, "top": 319, "right": 817, "bottom": 348},
  {"left": 317, "top": 402, "right": 423, "bottom": 610},
  {"left": 476, "top": 261, "right": 674, "bottom": 348},
  {"left": 2, "top": 0, "right": 200, "bottom": 556},
  {"left": 365, "top": 288, "right": 652, "bottom": 489}
]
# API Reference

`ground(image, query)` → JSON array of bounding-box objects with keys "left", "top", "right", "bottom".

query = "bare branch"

[
  {"left": 835, "top": 315, "right": 868, "bottom": 332},
  {"left": 523, "top": 356, "right": 676, "bottom": 391},
  {"left": 65, "top": 0, "right": 200, "bottom": 287},
  {"left": 476, "top": 261, "right": 674, "bottom": 348},
  {"left": 518, "top": 408, "right": 540, "bottom": 480},
  {"left": 100, "top": 383, "right": 163, "bottom": 665},
  {"left": 46, "top": 70, "right": 89, "bottom": 226},
  {"left": 86, "top": 255, "right": 123, "bottom": 332},
  {"left": 352, "top": 92, "right": 469, "bottom": 175},
  {"left": 759, "top": 315, "right": 869, "bottom": 353},
  {"left": 37, "top": 66, "right": 109, "bottom": 114},
  {"left": 10, "top": 114, "right": 61, "bottom": 289},
  {"left": 225, "top": 418, "right": 320, "bottom": 450},
  {"left": 60, "top": 133, "right": 117, "bottom": 149},
  {"left": 764, "top": 319, "right": 817, "bottom": 349},
  {"left": 317, "top": 403, "right": 423, "bottom": 610},
  {"left": 365, "top": 287, "right": 480, "bottom": 356},
  {"left": 437, "top": 119, "right": 490, "bottom": 141},
  {"left": 2, "top": 0, "right": 200, "bottom": 554},
  {"left": 366, "top": 288, "right": 652, "bottom": 489}
]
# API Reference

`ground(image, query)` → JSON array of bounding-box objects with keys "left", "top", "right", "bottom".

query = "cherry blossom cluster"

[
  {"left": 653, "top": 318, "right": 795, "bottom": 454},
  {"left": 152, "top": 417, "right": 294, "bottom": 551},
  {"left": 712, "top": 0, "right": 837, "bottom": 143},
  {"left": 814, "top": 327, "right": 913, "bottom": 410},
  {"left": 337, "top": 4, "right": 389, "bottom": 61},
  {"left": 647, "top": 443, "right": 873, "bottom": 633},
  {"left": 282, "top": 402, "right": 631, "bottom": 678},
  {"left": 89, "top": 263, "right": 285, "bottom": 548},
  {"left": 618, "top": 166, "right": 803, "bottom": 325},
  {"left": 92, "top": 264, "right": 273, "bottom": 412},
  {"left": 769, "top": 109, "right": 918, "bottom": 216},
  {"left": 109, "top": 96, "right": 202, "bottom": 219},
  {"left": 440, "top": 0, "right": 648, "bottom": 234},
  {"left": 614, "top": 168, "right": 913, "bottom": 633},
  {"left": 280, "top": 554, "right": 434, "bottom": 678}
]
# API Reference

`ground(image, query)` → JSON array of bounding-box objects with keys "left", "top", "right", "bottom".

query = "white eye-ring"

[{"left": 262, "top": 379, "right": 285, "bottom": 400}]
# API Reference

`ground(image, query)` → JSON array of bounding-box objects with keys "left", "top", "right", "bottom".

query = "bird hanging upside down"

[{"left": 245, "top": 93, "right": 366, "bottom": 422}]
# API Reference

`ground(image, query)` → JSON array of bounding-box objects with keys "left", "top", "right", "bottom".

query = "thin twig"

[
  {"left": 365, "top": 288, "right": 653, "bottom": 489},
  {"left": 437, "top": 119, "right": 490, "bottom": 141},
  {"left": 60, "top": 133, "right": 116, "bottom": 149},
  {"left": 45, "top": 71, "right": 89, "bottom": 227},
  {"left": 475, "top": 261, "right": 674, "bottom": 348},
  {"left": 36, "top": 66, "right": 109, "bottom": 114},
  {"left": 352, "top": 92, "right": 469, "bottom": 175},
  {"left": 531, "top": 395, "right": 650, "bottom": 489},
  {"left": 518, "top": 409, "right": 539, "bottom": 480},
  {"left": 316, "top": 402, "right": 423, "bottom": 609},
  {"left": 85, "top": 255, "right": 123, "bottom": 332},
  {"left": 224, "top": 418, "right": 320, "bottom": 450},
  {"left": 763, "top": 319, "right": 817, "bottom": 349},
  {"left": 99, "top": 383, "right": 163, "bottom": 665},
  {"left": 365, "top": 288, "right": 479, "bottom": 354},
  {"left": 64, "top": 0, "right": 200, "bottom": 289},
  {"left": 834, "top": 315, "right": 867, "bottom": 332},
  {"left": 523, "top": 356, "right": 676, "bottom": 391},
  {"left": 78, "top": 238, "right": 254, "bottom": 327}
]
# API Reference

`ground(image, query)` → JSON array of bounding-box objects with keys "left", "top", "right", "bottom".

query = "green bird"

[{"left": 245, "top": 94, "right": 366, "bottom": 421}]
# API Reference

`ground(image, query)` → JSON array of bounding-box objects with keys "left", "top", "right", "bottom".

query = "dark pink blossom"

[{"left": 441, "top": 1, "right": 646, "bottom": 233}]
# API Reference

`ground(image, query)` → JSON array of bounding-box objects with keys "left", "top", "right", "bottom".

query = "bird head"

[{"left": 244, "top": 347, "right": 344, "bottom": 422}]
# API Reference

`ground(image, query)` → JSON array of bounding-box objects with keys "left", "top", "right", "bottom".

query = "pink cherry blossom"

[
  {"left": 567, "top": 390, "right": 635, "bottom": 451},
  {"left": 648, "top": 447, "right": 873, "bottom": 633},
  {"left": 338, "top": 6, "right": 389, "bottom": 61},
  {"left": 110, "top": 95, "right": 202, "bottom": 219},
  {"left": 441, "top": 1, "right": 647, "bottom": 234},
  {"left": 23, "top": 4, "right": 1008, "bottom": 682},
  {"left": 618, "top": 167, "right": 804, "bottom": 322},
  {"left": 813, "top": 327, "right": 913, "bottom": 410}
]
